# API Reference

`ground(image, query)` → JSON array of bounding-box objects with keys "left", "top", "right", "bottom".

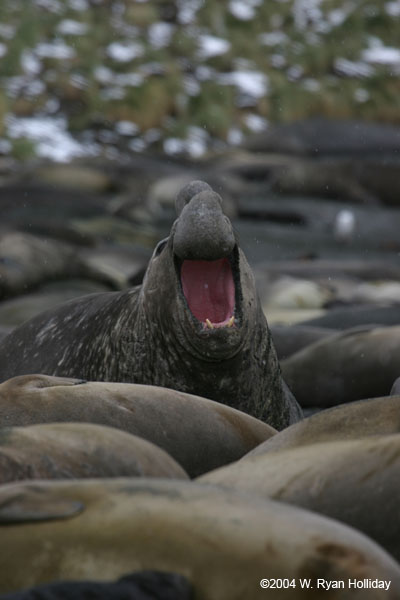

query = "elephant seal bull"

[
  {"left": 0, "top": 181, "right": 301, "bottom": 429},
  {"left": 0, "top": 477, "right": 399, "bottom": 598}
]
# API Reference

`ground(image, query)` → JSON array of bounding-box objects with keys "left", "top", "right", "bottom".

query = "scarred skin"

[{"left": 0, "top": 181, "right": 302, "bottom": 429}]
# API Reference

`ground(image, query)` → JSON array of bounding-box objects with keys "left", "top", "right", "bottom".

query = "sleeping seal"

[
  {"left": 244, "top": 393, "right": 400, "bottom": 457},
  {"left": 281, "top": 325, "right": 400, "bottom": 407},
  {"left": 0, "top": 422, "right": 188, "bottom": 483},
  {"left": 1, "top": 478, "right": 400, "bottom": 597},
  {"left": 0, "top": 375, "right": 275, "bottom": 478},
  {"left": 0, "top": 181, "right": 301, "bottom": 429},
  {"left": 200, "top": 434, "right": 400, "bottom": 561}
]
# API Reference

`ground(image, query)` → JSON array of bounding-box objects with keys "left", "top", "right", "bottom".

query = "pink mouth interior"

[{"left": 181, "top": 258, "right": 235, "bottom": 326}]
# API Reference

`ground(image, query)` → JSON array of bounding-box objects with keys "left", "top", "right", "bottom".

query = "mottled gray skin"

[{"left": 0, "top": 181, "right": 302, "bottom": 429}]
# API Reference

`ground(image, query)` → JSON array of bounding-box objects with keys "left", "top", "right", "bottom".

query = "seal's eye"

[{"left": 154, "top": 238, "right": 168, "bottom": 257}]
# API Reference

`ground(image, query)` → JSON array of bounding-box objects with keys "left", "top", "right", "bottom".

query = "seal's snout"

[
  {"left": 174, "top": 184, "right": 235, "bottom": 261},
  {"left": 173, "top": 181, "right": 239, "bottom": 331}
]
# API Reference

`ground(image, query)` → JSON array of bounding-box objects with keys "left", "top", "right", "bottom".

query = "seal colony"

[{"left": 0, "top": 181, "right": 301, "bottom": 429}]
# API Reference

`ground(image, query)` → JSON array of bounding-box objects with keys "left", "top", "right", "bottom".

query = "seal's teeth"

[
  {"left": 227, "top": 316, "right": 235, "bottom": 327},
  {"left": 205, "top": 318, "right": 214, "bottom": 329}
]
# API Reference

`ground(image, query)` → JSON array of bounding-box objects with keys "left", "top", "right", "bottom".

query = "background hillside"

[{"left": 0, "top": 0, "right": 399, "bottom": 161}]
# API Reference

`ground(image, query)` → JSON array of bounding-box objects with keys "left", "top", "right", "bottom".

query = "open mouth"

[{"left": 178, "top": 249, "right": 239, "bottom": 330}]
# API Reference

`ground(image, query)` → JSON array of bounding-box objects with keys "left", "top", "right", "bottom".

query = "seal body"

[
  {"left": 0, "top": 181, "right": 302, "bottom": 429},
  {"left": 0, "top": 375, "right": 275, "bottom": 477},
  {"left": 200, "top": 433, "right": 400, "bottom": 561},
  {"left": 1, "top": 478, "right": 400, "bottom": 598},
  {"left": 0, "top": 422, "right": 188, "bottom": 483},
  {"left": 281, "top": 325, "right": 400, "bottom": 407},
  {"left": 245, "top": 393, "right": 400, "bottom": 458}
]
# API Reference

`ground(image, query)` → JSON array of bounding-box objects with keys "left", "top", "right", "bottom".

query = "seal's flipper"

[{"left": 0, "top": 486, "right": 84, "bottom": 524}]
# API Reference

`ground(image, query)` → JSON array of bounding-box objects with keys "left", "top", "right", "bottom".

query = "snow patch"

[
  {"left": 68, "top": 0, "right": 89, "bottom": 9},
  {"left": 259, "top": 32, "right": 288, "bottom": 46},
  {"left": 164, "top": 137, "right": 186, "bottom": 155},
  {"left": 21, "top": 50, "right": 42, "bottom": 75},
  {"left": 227, "top": 128, "right": 243, "bottom": 145},
  {"left": 57, "top": 19, "right": 89, "bottom": 35},
  {"left": 334, "top": 57, "right": 375, "bottom": 78},
  {"left": 177, "top": 0, "right": 203, "bottom": 25},
  {"left": 301, "top": 78, "right": 321, "bottom": 92},
  {"left": 244, "top": 113, "right": 268, "bottom": 132},
  {"left": 6, "top": 115, "right": 100, "bottom": 162},
  {"left": 229, "top": 1, "right": 255, "bottom": 21},
  {"left": 107, "top": 41, "right": 144, "bottom": 62},
  {"left": 114, "top": 73, "right": 144, "bottom": 87},
  {"left": 385, "top": 1, "right": 400, "bottom": 16},
  {"left": 115, "top": 121, "right": 139, "bottom": 136},
  {"left": 94, "top": 66, "right": 114, "bottom": 85},
  {"left": 362, "top": 46, "right": 400, "bottom": 65},
  {"left": 218, "top": 70, "right": 268, "bottom": 98},
  {"left": 36, "top": 41, "right": 76, "bottom": 60},
  {"left": 34, "top": 0, "right": 63, "bottom": 13},
  {"left": 129, "top": 138, "right": 147, "bottom": 152},
  {"left": 164, "top": 127, "right": 209, "bottom": 157},
  {"left": 354, "top": 88, "right": 370, "bottom": 103},
  {"left": 293, "top": 0, "right": 323, "bottom": 30},
  {"left": 186, "top": 126, "right": 209, "bottom": 157},
  {"left": 197, "top": 35, "right": 231, "bottom": 59},
  {"left": 148, "top": 22, "right": 174, "bottom": 49},
  {"left": 183, "top": 75, "right": 201, "bottom": 96}
]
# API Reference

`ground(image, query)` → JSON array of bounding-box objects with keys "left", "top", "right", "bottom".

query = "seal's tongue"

[{"left": 181, "top": 258, "right": 235, "bottom": 328}]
